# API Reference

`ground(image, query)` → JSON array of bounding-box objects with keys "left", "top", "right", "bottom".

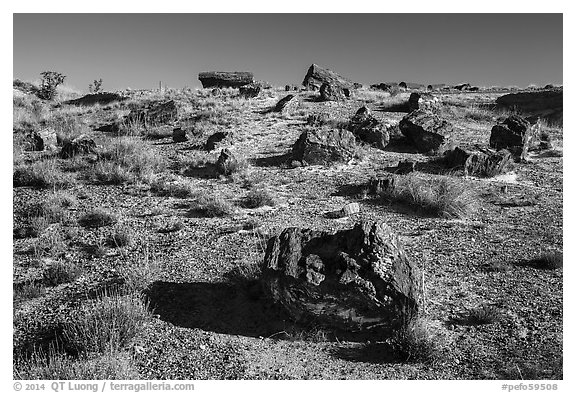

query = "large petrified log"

[
  {"left": 347, "top": 106, "right": 390, "bottom": 149},
  {"left": 198, "top": 71, "right": 254, "bottom": 88},
  {"left": 262, "top": 221, "right": 422, "bottom": 332},
  {"left": 495, "top": 89, "right": 563, "bottom": 125},
  {"left": 65, "top": 92, "right": 127, "bottom": 106},
  {"left": 273, "top": 94, "right": 298, "bottom": 114},
  {"left": 302, "top": 64, "right": 355, "bottom": 90},
  {"left": 408, "top": 92, "right": 441, "bottom": 112},
  {"left": 399, "top": 109, "right": 455, "bottom": 153},
  {"left": 319, "top": 82, "right": 349, "bottom": 101},
  {"left": 444, "top": 146, "right": 513, "bottom": 177},
  {"left": 292, "top": 128, "right": 357, "bottom": 166},
  {"left": 59, "top": 135, "right": 97, "bottom": 159},
  {"left": 489, "top": 115, "right": 534, "bottom": 158}
]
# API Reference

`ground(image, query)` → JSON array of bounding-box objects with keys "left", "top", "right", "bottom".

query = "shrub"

[
  {"left": 189, "top": 193, "right": 234, "bottom": 217},
  {"left": 530, "top": 251, "right": 563, "bottom": 270},
  {"left": 118, "top": 250, "right": 162, "bottom": 292},
  {"left": 378, "top": 174, "right": 478, "bottom": 219},
  {"left": 96, "top": 138, "right": 165, "bottom": 182},
  {"left": 92, "top": 161, "right": 134, "bottom": 185},
  {"left": 63, "top": 292, "right": 151, "bottom": 354},
  {"left": 30, "top": 230, "right": 67, "bottom": 258},
  {"left": 78, "top": 209, "right": 117, "bottom": 228},
  {"left": 25, "top": 191, "right": 77, "bottom": 224},
  {"left": 37, "top": 71, "right": 66, "bottom": 100},
  {"left": 89, "top": 79, "right": 103, "bottom": 93},
  {"left": 42, "top": 260, "right": 82, "bottom": 286},
  {"left": 14, "top": 281, "right": 46, "bottom": 303},
  {"left": 107, "top": 226, "right": 132, "bottom": 248},
  {"left": 151, "top": 179, "right": 195, "bottom": 199},
  {"left": 241, "top": 188, "right": 275, "bottom": 208}
]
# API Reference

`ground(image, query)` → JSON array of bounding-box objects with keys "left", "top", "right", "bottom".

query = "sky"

[{"left": 13, "top": 13, "right": 563, "bottom": 92}]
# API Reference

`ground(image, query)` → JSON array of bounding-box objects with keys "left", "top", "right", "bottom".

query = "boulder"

[
  {"left": 198, "top": 71, "right": 254, "bottom": 88},
  {"left": 444, "top": 146, "right": 513, "bottom": 177},
  {"left": 292, "top": 128, "right": 357, "bottom": 166},
  {"left": 408, "top": 92, "right": 441, "bottom": 112},
  {"left": 273, "top": 94, "right": 298, "bottom": 114},
  {"left": 239, "top": 84, "right": 261, "bottom": 98},
  {"left": 205, "top": 132, "right": 231, "bottom": 151},
  {"left": 398, "top": 82, "right": 407, "bottom": 89},
  {"left": 262, "top": 220, "right": 422, "bottom": 332},
  {"left": 127, "top": 100, "right": 177, "bottom": 127},
  {"left": 22, "top": 129, "right": 57, "bottom": 151},
  {"left": 59, "top": 135, "right": 97, "bottom": 159},
  {"left": 285, "top": 84, "right": 299, "bottom": 91},
  {"left": 489, "top": 115, "right": 534, "bottom": 158},
  {"left": 347, "top": 106, "right": 390, "bottom": 149},
  {"left": 399, "top": 109, "right": 455, "bottom": 153},
  {"left": 319, "top": 83, "right": 348, "bottom": 101},
  {"left": 215, "top": 149, "right": 238, "bottom": 175},
  {"left": 394, "top": 160, "right": 416, "bottom": 175},
  {"left": 454, "top": 83, "right": 472, "bottom": 91},
  {"left": 370, "top": 83, "right": 393, "bottom": 91},
  {"left": 172, "top": 128, "right": 188, "bottom": 143},
  {"left": 302, "top": 64, "right": 355, "bottom": 91}
]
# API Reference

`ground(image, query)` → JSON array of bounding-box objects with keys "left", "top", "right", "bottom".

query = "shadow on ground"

[{"left": 331, "top": 342, "right": 405, "bottom": 364}]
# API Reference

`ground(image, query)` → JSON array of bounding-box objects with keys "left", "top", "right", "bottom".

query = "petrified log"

[
  {"left": 408, "top": 92, "right": 441, "bottom": 112},
  {"left": 198, "top": 72, "right": 254, "bottom": 88},
  {"left": 239, "top": 84, "right": 261, "bottom": 98},
  {"left": 302, "top": 64, "right": 355, "bottom": 90},
  {"left": 65, "top": 92, "right": 127, "bottom": 106},
  {"left": 319, "top": 83, "right": 348, "bottom": 101},
  {"left": 273, "top": 95, "right": 298, "bottom": 113},
  {"left": 489, "top": 115, "right": 534, "bottom": 158},
  {"left": 495, "top": 89, "right": 563, "bottom": 125},
  {"left": 21, "top": 129, "right": 57, "bottom": 151},
  {"left": 399, "top": 109, "right": 455, "bottom": 153},
  {"left": 205, "top": 132, "right": 231, "bottom": 151},
  {"left": 59, "top": 135, "right": 97, "bottom": 159},
  {"left": 347, "top": 106, "right": 390, "bottom": 149},
  {"left": 292, "top": 128, "right": 357, "bottom": 166},
  {"left": 444, "top": 146, "right": 513, "bottom": 177},
  {"left": 172, "top": 128, "right": 188, "bottom": 143},
  {"left": 262, "top": 220, "right": 422, "bottom": 332},
  {"left": 215, "top": 148, "right": 238, "bottom": 175}
]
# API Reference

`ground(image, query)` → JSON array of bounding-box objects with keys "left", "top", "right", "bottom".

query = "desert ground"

[{"left": 12, "top": 75, "right": 563, "bottom": 380}]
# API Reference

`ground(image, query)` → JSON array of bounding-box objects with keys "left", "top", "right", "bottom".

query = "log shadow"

[
  {"left": 382, "top": 138, "right": 421, "bottom": 154},
  {"left": 374, "top": 102, "right": 410, "bottom": 113},
  {"left": 251, "top": 152, "right": 292, "bottom": 168},
  {"left": 330, "top": 342, "right": 405, "bottom": 364}
]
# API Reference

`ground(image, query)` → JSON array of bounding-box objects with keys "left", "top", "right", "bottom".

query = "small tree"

[
  {"left": 37, "top": 71, "right": 66, "bottom": 100},
  {"left": 89, "top": 78, "right": 103, "bottom": 93}
]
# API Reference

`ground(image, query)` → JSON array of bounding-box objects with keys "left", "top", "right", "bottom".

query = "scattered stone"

[
  {"left": 172, "top": 128, "right": 188, "bottom": 143},
  {"left": 65, "top": 92, "right": 126, "bottom": 106},
  {"left": 211, "top": 88, "right": 222, "bottom": 96},
  {"left": 399, "top": 109, "right": 455, "bottom": 153},
  {"left": 347, "top": 106, "right": 389, "bottom": 149},
  {"left": 454, "top": 83, "right": 472, "bottom": 91},
  {"left": 273, "top": 95, "right": 298, "bottom": 114},
  {"left": 127, "top": 100, "right": 177, "bottom": 127},
  {"left": 395, "top": 160, "right": 416, "bottom": 174},
  {"left": 370, "top": 83, "right": 393, "bottom": 91},
  {"left": 198, "top": 71, "right": 254, "bottom": 88},
  {"left": 302, "top": 64, "right": 356, "bottom": 91},
  {"left": 262, "top": 220, "right": 422, "bottom": 332},
  {"left": 22, "top": 129, "right": 57, "bottom": 151},
  {"left": 205, "top": 132, "right": 231, "bottom": 151},
  {"left": 489, "top": 115, "right": 534, "bottom": 158},
  {"left": 216, "top": 148, "right": 238, "bottom": 175},
  {"left": 341, "top": 202, "right": 360, "bottom": 216},
  {"left": 408, "top": 92, "right": 441, "bottom": 112},
  {"left": 59, "top": 135, "right": 97, "bottom": 159},
  {"left": 319, "top": 82, "right": 348, "bottom": 101},
  {"left": 292, "top": 128, "right": 357, "bottom": 166},
  {"left": 398, "top": 82, "right": 407, "bottom": 89},
  {"left": 444, "top": 146, "right": 513, "bottom": 177},
  {"left": 239, "top": 84, "right": 261, "bottom": 98}
]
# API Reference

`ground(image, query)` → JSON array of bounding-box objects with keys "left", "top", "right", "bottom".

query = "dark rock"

[
  {"left": 205, "top": 132, "right": 231, "bottom": 151},
  {"left": 398, "top": 82, "right": 407, "bottom": 89},
  {"left": 198, "top": 71, "right": 254, "bottom": 88},
  {"left": 22, "top": 129, "right": 57, "bottom": 151},
  {"left": 172, "top": 128, "right": 188, "bottom": 143},
  {"left": 262, "top": 220, "right": 422, "bottom": 332},
  {"left": 489, "top": 115, "right": 534, "bottom": 158},
  {"left": 370, "top": 83, "right": 393, "bottom": 91},
  {"left": 454, "top": 83, "right": 472, "bottom": 91},
  {"left": 211, "top": 88, "right": 222, "bottom": 96},
  {"left": 302, "top": 64, "right": 356, "bottom": 91},
  {"left": 395, "top": 160, "right": 416, "bottom": 175},
  {"left": 399, "top": 109, "right": 455, "bottom": 153},
  {"left": 348, "top": 106, "right": 390, "bottom": 149},
  {"left": 59, "top": 135, "right": 97, "bottom": 159},
  {"left": 468, "top": 86, "right": 480, "bottom": 92},
  {"left": 215, "top": 149, "right": 238, "bottom": 175},
  {"left": 367, "top": 176, "right": 395, "bottom": 195},
  {"left": 408, "top": 92, "right": 441, "bottom": 112},
  {"left": 544, "top": 84, "right": 555, "bottom": 89},
  {"left": 95, "top": 123, "right": 120, "bottom": 133},
  {"left": 444, "top": 146, "right": 513, "bottom": 177},
  {"left": 65, "top": 92, "right": 126, "bottom": 106},
  {"left": 285, "top": 84, "right": 299, "bottom": 91},
  {"left": 292, "top": 128, "right": 357, "bottom": 166},
  {"left": 239, "top": 84, "right": 261, "bottom": 98},
  {"left": 319, "top": 83, "right": 348, "bottom": 101},
  {"left": 127, "top": 100, "right": 177, "bottom": 127},
  {"left": 274, "top": 95, "right": 298, "bottom": 114}
]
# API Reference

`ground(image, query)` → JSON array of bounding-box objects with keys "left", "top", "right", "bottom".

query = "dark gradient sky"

[{"left": 13, "top": 14, "right": 563, "bottom": 91}]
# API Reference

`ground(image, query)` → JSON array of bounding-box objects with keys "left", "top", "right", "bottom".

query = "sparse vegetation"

[
  {"left": 42, "top": 260, "right": 82, "bottom": 286},
  {"left": 241, "top": 188, "right": 275, "bottom": 208},
  {"left": 13, "top": 160, "right": 75, "bottom": 189},
  {"left": 530, "top": 251, "right": 563, "bottom": 270},
  {"left": 466, "top": 304, "right": 502, "bottom": 325},
  {"left": 189, "top": 193, "right": 234, "bottom": 217},
  {"left": 37, "top": 71, "right": 66, "bottom": 100},
  {"left": 394, "top": 318, "right": 453, "bottom": 364},
  {"left": 78, "top": 209, "right": 117, "bottom": 228}
]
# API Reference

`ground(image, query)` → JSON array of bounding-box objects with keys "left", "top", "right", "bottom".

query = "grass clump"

[
  {"left": 241, "top": 188, "right": 275, "bottom": 208},
  {"left": 466, "top": 304, "right": 501, "bottom": 325},
  {"left": 394, "top": 318, "right": 452, "bottom": 364},
  {"left": 42, "top": 259, "right": 82, "bottom": 286},
  {"left": 189, "top": 193, "right": 234, "bottom": 217},
  {"left": 107, "top": 226, "right": 133, "bottom": 248},
  {"left": 13, "top": 160, "right": 75, "bottom": 189},
  {"left": 377, "top": 174, "right": 478, "bottom": 219},
  {"left": 63, "top": 291, "right": 152, "bottom": 354},
  {"left": 78, "top": 209, "right": 117, "bottom": 228}
]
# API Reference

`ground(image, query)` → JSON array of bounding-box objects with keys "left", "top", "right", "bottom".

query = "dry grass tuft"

[{"left": 78, "top": 209, "right": 117, "bottom": 228}]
